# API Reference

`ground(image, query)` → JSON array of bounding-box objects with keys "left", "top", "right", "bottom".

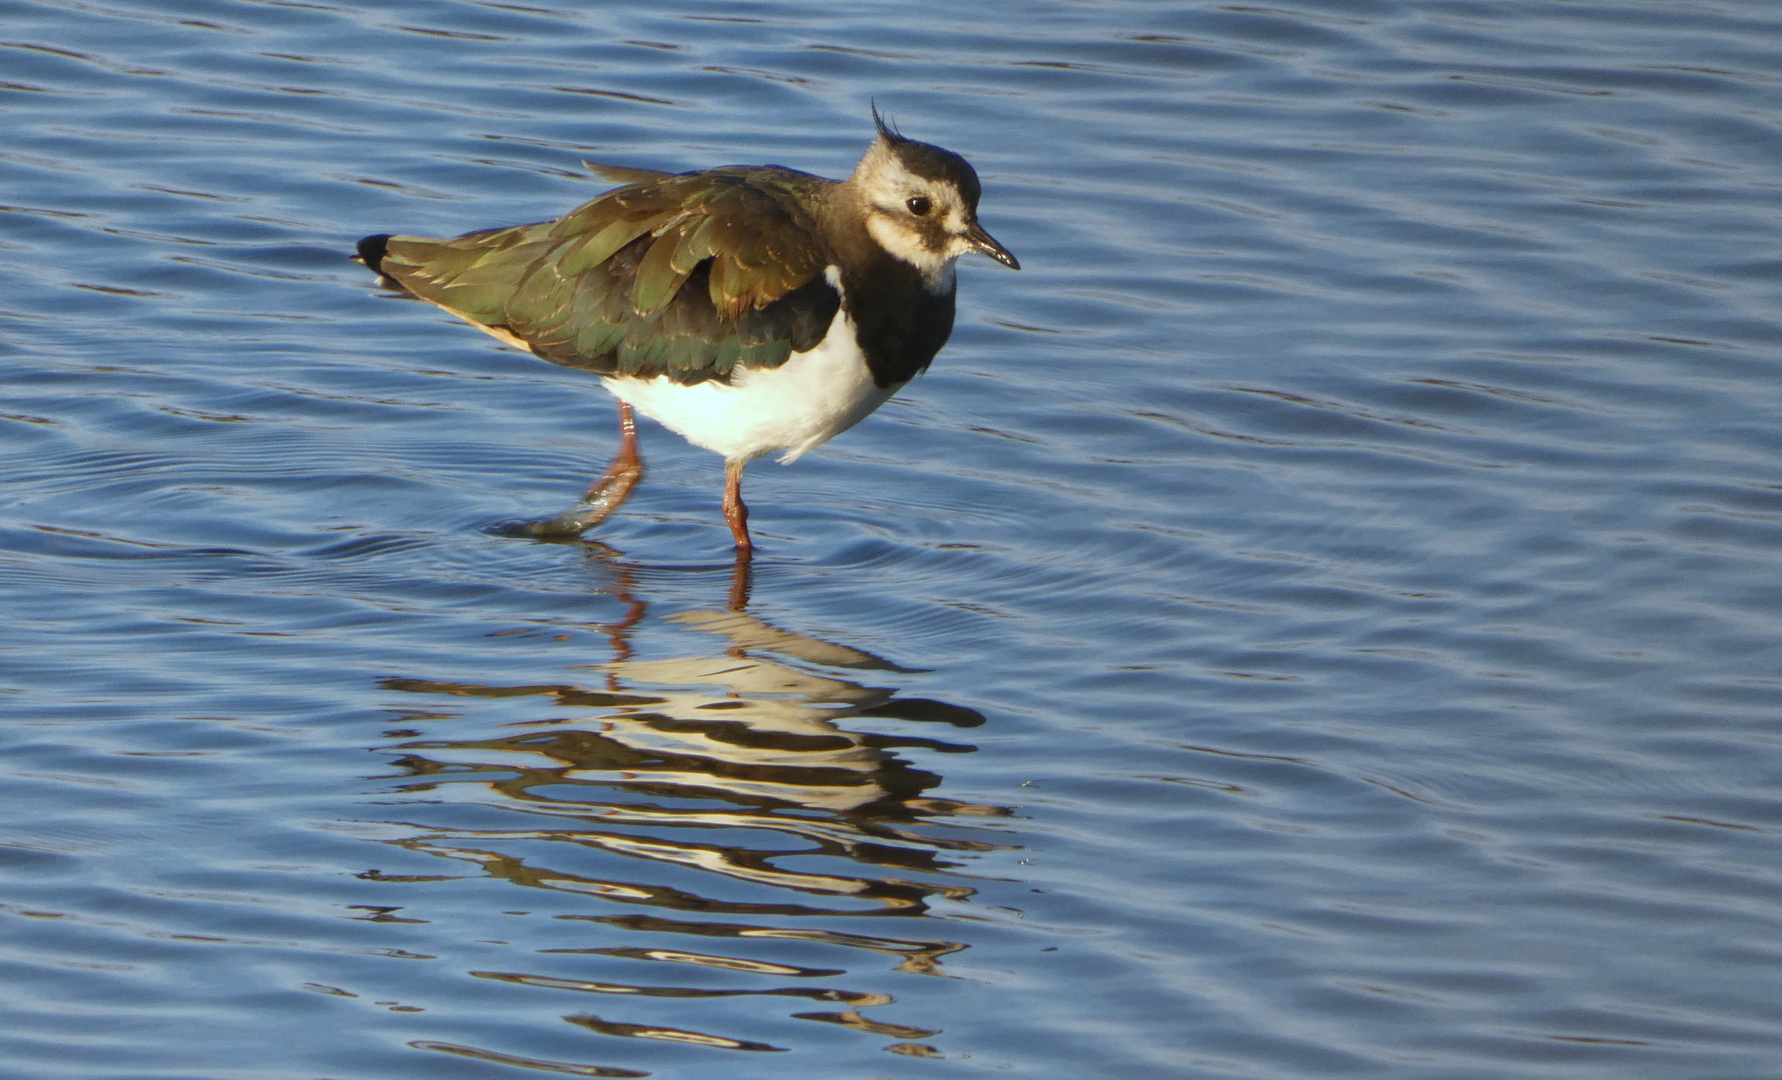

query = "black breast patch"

[{"left": 840, "top": 256, "right": 957, "bottom": 388}]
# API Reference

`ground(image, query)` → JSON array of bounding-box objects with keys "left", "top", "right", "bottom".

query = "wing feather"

[{"left": 368, "top": 168, "right": 838, "bottom": 384}]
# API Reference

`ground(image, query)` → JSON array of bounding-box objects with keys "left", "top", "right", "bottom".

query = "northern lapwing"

[{"left": 356, "top": 108, "right": 1018, "bottom": 555}]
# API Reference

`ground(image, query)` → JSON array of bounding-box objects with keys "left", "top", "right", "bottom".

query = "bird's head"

[{"left": 847, "top": 107, "right": 1020, "bottom": 287}]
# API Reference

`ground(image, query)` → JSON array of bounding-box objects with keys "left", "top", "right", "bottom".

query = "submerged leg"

[
  {"left": 727, "top": 548, "right": 751, "bottom": 612},
  {"left": 723, "top": 459, "right": 753, "bottom": 557},
  {"left": 525, "top": 401, "right": 644, "bottom": 538}
]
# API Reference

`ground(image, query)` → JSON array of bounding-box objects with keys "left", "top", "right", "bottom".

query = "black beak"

[{"left": 964, "top": 222, "right": 1020, "bottom": 270}]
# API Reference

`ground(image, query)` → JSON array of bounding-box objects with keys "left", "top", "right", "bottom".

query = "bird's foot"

[
  {"left": 516, "top": 512, "right": 594, "bottom": 539},
  {"left": 506, "top": 460, "right": 643, "bottom": 539}
]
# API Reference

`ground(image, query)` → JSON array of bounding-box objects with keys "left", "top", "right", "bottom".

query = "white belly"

[{"left": 601, "top": 301, "right": 903, "bottom": 465}]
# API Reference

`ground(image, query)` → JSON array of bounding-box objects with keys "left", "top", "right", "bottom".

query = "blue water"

[{"left": 5, "top": 1, "right": 1782, "bottom": 1078}]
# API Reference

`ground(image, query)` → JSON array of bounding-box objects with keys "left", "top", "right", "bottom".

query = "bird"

[{"left": 355, "top": 108, "right": 1018, "bottom": 556}]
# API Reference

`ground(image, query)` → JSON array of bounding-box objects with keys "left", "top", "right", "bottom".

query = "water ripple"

[{"left": 4, "top": 0, "right": 1782, "bottom": 1077}]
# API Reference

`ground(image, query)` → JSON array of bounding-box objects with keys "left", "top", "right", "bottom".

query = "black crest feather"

[{"left": 871, "top": 101, "right": 906, "bottom": 145}]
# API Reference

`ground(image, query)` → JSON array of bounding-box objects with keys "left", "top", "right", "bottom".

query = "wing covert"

[{"left": 371, "top": 168, "right": 840, "bottom": 384}]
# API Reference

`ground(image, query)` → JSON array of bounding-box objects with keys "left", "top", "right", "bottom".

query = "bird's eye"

[{"left": 906, "top": 195, "right": 932, "bottom": 217}]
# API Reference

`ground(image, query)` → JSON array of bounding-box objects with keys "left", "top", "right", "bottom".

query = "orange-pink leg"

[
  {"left": 723, "top": 459, "right": 752, "bottom": 558},
  {"left": 526, "top": 401, "right": 643, "bottom": 537}
]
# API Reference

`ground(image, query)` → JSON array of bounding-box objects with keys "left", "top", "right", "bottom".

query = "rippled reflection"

[{"left": 376, "top": 556, "right": 1009, "bottom": 1065}]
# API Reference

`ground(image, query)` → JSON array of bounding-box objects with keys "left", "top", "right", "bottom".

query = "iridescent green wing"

[{"left": 372, "top": 167, "right": 840, "bottom": 384}]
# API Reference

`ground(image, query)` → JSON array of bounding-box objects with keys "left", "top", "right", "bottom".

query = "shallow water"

[{"left": 5, "top": 1, "right": 1782, "bottom": 1078}]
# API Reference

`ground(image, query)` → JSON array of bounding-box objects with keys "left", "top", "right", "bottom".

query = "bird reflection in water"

[{"left": 372, "top": 550, "right": 1012, "bottom": 1068}]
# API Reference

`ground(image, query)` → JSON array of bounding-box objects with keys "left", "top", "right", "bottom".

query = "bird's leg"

[
  {"left": 525, "top": 401, "right": 644, "bottom": 537},
  {"left": 727, "top": 549, "right": 752, "bottom": 612},
  {"left": 723, "top": 459, "right": 753, "bottom": 558}
]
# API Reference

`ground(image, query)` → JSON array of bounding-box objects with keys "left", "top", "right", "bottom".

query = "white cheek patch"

[
  {"left": 873, "top": 214, "right": 940, "bottom": 265},
  {"left": 867, "top": 213, "right": 945, "bottom": 273}
]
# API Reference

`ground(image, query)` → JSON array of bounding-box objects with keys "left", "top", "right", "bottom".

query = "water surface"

[{"left": 4, "top": 1, "right": 1782, "bottom": 1078}]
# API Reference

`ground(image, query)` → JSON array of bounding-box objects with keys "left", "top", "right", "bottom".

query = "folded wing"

[{"left": 363, "top": 168, "right": 841, "bottom": 385}]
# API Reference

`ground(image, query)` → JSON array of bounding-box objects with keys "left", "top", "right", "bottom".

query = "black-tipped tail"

[{"left": 356, "top": 233, "right": 392, "bottom": 277}]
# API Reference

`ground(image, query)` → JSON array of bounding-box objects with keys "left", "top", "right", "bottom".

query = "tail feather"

[{"left": 356, "top": 233, "right": 392, "bottom": 277}]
